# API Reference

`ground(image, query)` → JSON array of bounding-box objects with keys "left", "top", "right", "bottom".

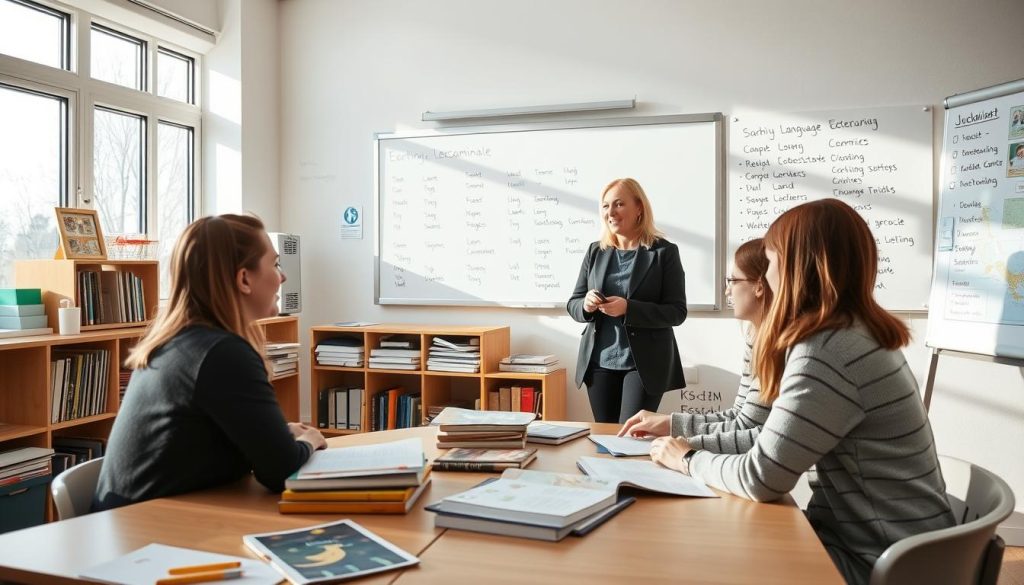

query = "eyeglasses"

[{"left": 725, "top": 277, "right": 752, "bottom": 286}]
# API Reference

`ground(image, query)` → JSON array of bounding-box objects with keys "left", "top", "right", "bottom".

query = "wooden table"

[{"left": 0, "top": 424, "right": 843, "bottom": 584}]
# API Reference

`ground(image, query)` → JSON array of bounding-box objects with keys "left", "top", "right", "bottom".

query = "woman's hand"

[
  {"left": 289, "top": 422, "right": 327, "bottom": 450},
  {"left": 583, "top": 289, "right": 605, "bottom": 313},
  {"left": 618, "top": 410, "right": 670, "bottom": 437},
  {"left": 598, "top": 296, "right": 627, "bottom": 317},
  {"left": 650, "top": 436, "right": 692, "bottom": 473}
]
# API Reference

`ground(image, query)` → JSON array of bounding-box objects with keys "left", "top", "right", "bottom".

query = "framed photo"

[{"left": 54, "top": 207, "right": 107, "bottom": 260}]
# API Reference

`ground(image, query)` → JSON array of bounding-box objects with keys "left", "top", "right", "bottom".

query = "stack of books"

[
  {"left": 0, "top": 447, "right": 53, "bottom": 488},
  {"left": 280, "top": 438, "right": 431, "bottom": 514},
  {"left": 433, "top": 447, "right": 538, "bottom": 472},
  {"left": 316, "top": 337, "right": 364, "bottom": 367},
  {"left": 432, "top": 406, "right": 535, "bottom": 449},
  {"left": 52, "top": 437, "right": 104, "bottom": 474},
  {"left": 426, "top": 336, "right": 481, "bottom": 373},
  {"left": 0, "top": 288, "right": 51, "bottom": 339},
  {"left": 265, "top": 342, "right": 300, "bottom": 377},
  {"left": 50, "top": 348, "right": 110, "bottom": 422},
  {"left": 368, "top": 339, "right": 421, "bottom": 370},
  {"left": 487, "top": 385, "right": 542, "bottom": 415},
  {"left": 369, "top": 387, "right": 421, "bottom": 431},
  {"left": 499, "top": 353, "right": 559, "bottom": 373}
]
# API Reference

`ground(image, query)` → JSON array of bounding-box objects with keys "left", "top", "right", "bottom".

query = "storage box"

[{"left": 0, "top": 475, "right": 51, "bottom": 533}]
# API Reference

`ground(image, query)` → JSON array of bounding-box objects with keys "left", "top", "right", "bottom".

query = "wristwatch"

[{"left": 681, "top": 449, "right": 696, "bottom": 473}]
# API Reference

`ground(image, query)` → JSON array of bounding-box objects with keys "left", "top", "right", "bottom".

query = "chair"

[
  {"left": 50, "top": 457, "right": 103, "bottom": 520},
  {"left": 869, "top": 455, "right": 1015, "bottom": 585}
]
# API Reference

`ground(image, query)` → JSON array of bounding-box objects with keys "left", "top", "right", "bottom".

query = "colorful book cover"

[{"left": 0, "top": 289, "right": 42, "bottom": 305}]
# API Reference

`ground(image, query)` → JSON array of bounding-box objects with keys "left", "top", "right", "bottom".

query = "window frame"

[{"left": 0, "top": 0, "right": 202, "bottom": 298}]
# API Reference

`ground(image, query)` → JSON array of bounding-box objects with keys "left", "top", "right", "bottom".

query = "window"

[
  {"left": 0, "top": 3, "right": 201, "bottom": 298},
  {"left": 157, "top": 48, "right": 193, "bottom": 104},
  {"left": 0, "top": 0, "right": 69, "bottom": 70},
  {"left": 0, "top": 82, "right": 68, "bottom": 287},
  {"left": 90, "top": 24, "right": 146, "bottom": 91}
]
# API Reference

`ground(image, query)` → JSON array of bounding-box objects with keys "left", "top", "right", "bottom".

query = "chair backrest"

[
  {"left": 868, "top": 455, "right": 1015, "bottom": 585},
  {"left": 50, "top": 457, "right": 104, "bottom": 521}
]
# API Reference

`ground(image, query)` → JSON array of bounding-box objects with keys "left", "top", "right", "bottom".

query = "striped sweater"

[
  {"left": 671, "top": 339, "right": 769, "bottom": 454},
  {"left": 687, "top": 326, "right": 955, "bottom": 585}
]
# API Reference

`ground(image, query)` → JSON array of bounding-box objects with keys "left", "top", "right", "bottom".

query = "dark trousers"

[{"left": 586, "top": 367, "right": 663, "bottom": 424}]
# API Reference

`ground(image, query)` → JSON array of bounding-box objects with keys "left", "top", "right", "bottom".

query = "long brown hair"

[
  {"left": 598, "top": 178, "right": 665, "bottom": 250},
  {"left": 754, "top": 200, "right": 909, "bottom": 402},
  {"left": 126, "top": 214, "right": 269, "bottom": 369},
  {"left": 733, "top": 237, "right": 773, "bottom": 324}
]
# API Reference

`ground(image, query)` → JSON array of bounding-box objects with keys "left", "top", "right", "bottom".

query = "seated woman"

[
  {"left": 93, "top": 214, "right": 326, "bottom": 511},
  {"left": 647, "top": 200, "right": 954, "bottom": 585},
  {"left": 618, "top": 238, "right": 773, "bottom": 453}
]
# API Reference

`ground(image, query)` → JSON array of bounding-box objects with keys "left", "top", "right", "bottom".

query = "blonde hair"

[
  {"left": 598, "top": 178, "right": 665, "bottom": 250},
  {"left": 754, "top": 200, "right": 910, "bottom": 403},
  {"left": 126, "top": 214, "right": 269, "bottom": 369}
]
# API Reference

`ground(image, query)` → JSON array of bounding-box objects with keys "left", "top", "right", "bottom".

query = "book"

[
  {"left": 577, "top": 456, "right": 718, "bottom": 497},
  {"left": 588, "top": 434, "right": 654, "bottom": 457},
  {"left": 431, "top": 336, "right": 479, "bottom": 351},
  {"left": 281, "top": 471, "right": 431, "bottom": 502},
  {"left": 436, "top": 469, "right": 619, "bottom": 528},
  {"left": 0, "top": 327, "right": 52, "bottom": 340},
  {"left": 0, "top": 304, "right": 44, "bottom": 317},
  {"left": 368, "top": 360, "right": 419, "bottom": 370},
  {"left": 0, "top": 315, "right": 48, "bottom": 329},
  {"left": 501, "top": 353, "right": 557, "bottom": 365},
  {"left": 527, "top": 423, "right": 590, "bottom": 445},
  {"left": 243, "top": 520, "right": 419, "bottom": 584},
  {"left": 80, "top": 543, "right": 280, "bottom": 585},
  {"left": 370, "top": 348, "right": 422, "bottom": 358},
  {"left": 0, "top": 288, "right": 42, "bottom": 305},
  {"left": 433, "top": 448, "right": 537, "bottom": 472},
  {"left": 278, "top": 476, "right": 431, "bottom": 514},
  {"left": 430, "top": 406, "right": 536, "bottom": 431},
  {"left": 0, "top": 447, "right": 53, "bottom": 469},
  {"left": 286, "top": 471, "right": 426, "bottom": 492},
  {"left": 498, "top": 363, "right": 560, "bottom": 374},
  {"left": 295, "top": 438, "right": 425, "bottom": 480}
]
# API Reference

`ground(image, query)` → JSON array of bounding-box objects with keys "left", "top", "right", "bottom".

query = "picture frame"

[{"left": 54, "top": 207, "right": 108, "bottom": 260}]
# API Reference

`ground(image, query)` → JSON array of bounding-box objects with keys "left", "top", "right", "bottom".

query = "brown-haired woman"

[
  {"left": 618, "top": 238, "right": 773, "bottom": 453},
  {"left": 94, "top": 214, "right": 325, "bottom": 511},
  {"left": 567, "top": 178, "right": 688, "bottom": 423},
  {"left": 648, "top": 200, "right": 953, "bottom": 585}
]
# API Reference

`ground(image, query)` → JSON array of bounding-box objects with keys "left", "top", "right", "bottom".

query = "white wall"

[{"left": 277, "top": 0, "right": 1024, "bottom": 534}]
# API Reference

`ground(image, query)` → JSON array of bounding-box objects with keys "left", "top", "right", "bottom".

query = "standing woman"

[
  {"left": 648, "top": 200, "right": 953, "bottom": 585},
  {"left": 94, "top": 214, "right": 326, "bottom": 511},
  {"left": 619, "top": 238, "right": 773, "bottom": 453},
  {"left": 567, "top": 178, "right": 687, "bottom": 423}
]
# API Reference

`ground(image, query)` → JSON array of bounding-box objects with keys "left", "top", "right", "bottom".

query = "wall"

[{"left": 278, "top": 0, "right": 1024, "bottom": 533}]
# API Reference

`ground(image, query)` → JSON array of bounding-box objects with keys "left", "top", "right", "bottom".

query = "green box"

[
  {"left": 0, "top": 289, "right": 42, "bottom": 305},
  {"left": 0, "top": 474, "right": 50, "bottom": 534}
]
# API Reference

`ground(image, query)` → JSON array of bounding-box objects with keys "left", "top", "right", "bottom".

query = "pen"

[
  {"left": 168, "top": 562, "right": 242, "bottom": 575},
  {"left": 155, "top": 568, "right": 244, "bottom": 585}
]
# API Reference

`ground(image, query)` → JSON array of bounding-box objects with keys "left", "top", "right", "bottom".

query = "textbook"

[
  {"left": 498, "top": 362, "right": 559, "bottom": 374},
  {"left": 430, "top": 407, "right": 536, "bottom": 431},
  {"left": 432, "top": 447, "right": 537, "bottom": 472},
  {"left": 588, "top": 434, "right": 654, "bottom": 457},
  {"left": 0, "top": 303, "right": 44, "bottom": 317},
  {"left": 286, "top": 438, "right": 426, "bottom": 490},
  {"left": 279, "top": 476, "right": 431, "bottom": 514},
  {"left": 282, "top": 470, "right": 432, "bottom": 502},
  {"left": 577, "top": 456, "right": 717, "bottom": 498},
  {"left": 244, "top": 520, "right": 419, "bottom": 584},
  {"left": 436, "top": 469, "right": 619, "bottom": 529},
  {"left": 527, "top": 423, "right": 590, "bottom": 445},
  {"left": 501, "top": 353, "right": 557, "bottom": 365}
]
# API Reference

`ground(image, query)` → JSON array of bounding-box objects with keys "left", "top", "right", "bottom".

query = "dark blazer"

[{"left": 566, "top": 238, "right": 687, "bottom": 395}]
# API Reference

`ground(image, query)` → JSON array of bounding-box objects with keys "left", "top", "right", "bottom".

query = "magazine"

[{"left": 243, "top": 519, "right": 419, "bottom": 584}]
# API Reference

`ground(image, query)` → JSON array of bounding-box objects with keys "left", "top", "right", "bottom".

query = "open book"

[{"left": 577, "top": 456, "right": 717, "bottom": 498}]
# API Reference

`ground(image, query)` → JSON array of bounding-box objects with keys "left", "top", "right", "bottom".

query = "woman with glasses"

[
  {"left": 566, "top": 178, "right": 687, "bottom": 423},
  {"left": 619, "top": 238, "right": 773, "bottom": 454}
]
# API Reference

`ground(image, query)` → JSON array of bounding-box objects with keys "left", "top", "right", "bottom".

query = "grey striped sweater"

[
  {"left": 671, "top": 339, "right": 769, "bottom": 454},
  {"left": 687, "top": 326, "right": 955, "bottom": 585}
]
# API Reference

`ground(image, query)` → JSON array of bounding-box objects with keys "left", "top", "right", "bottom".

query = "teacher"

[{"left": 567, "top": 178, "right": 688, "bottom": 423}]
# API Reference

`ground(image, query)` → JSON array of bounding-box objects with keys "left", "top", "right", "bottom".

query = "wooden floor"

[{"left": 1003, "top": 547, "right": 1024, "bottom": 585}]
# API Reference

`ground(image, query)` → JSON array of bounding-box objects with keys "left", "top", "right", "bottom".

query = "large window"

[{"left": 0, "top": 0, "right": 201, "bottom": 298}]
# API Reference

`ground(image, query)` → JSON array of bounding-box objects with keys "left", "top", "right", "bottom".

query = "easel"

[{"left": 923, "top": 347, "right": 1024, "bottom": 410}]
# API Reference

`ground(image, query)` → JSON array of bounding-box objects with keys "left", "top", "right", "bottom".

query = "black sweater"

[{"left": 93, "top": 325, "right": 311, "bottom": 512}]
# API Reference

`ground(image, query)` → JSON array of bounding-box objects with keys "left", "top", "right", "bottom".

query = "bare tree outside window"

[
  {"left": 157, "top": 122, "right": 191, "bottom": 294},
  {"left": 93, "top": 107, "right": 143, "bottom": 237}
]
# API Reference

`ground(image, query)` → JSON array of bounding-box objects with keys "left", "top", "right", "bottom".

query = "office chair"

[
  {"left": 50, "top": 457, "right": 103, "bottom": 520},
  {"left": 869, "top": 455, "right": 1015, "bottom": 585}
]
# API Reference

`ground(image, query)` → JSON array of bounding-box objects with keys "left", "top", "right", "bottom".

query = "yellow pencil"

[
  {"left": 168, "top": 561, "right": 242, "bottom": 575},
  {"left": 155, "top": 568, "right": 244, "bottom": 585}
]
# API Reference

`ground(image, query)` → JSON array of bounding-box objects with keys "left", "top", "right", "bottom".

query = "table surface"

[{"left": 0, "top": 423, "right": 843, "bottom": 584}]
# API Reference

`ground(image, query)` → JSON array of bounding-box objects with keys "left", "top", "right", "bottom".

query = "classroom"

[{"left": 0, "top": 0, "right": 1022, "bottom": 583}]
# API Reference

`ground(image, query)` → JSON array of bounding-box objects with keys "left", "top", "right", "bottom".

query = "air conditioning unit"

[{"left": 268, "top": 232, "right": 301, "bottom": 315}]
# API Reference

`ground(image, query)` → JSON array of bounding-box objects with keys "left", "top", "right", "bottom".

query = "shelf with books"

[
  {"left": 257, "top": 315, "right": 300, "bottom": 422},
  {"left": 483, "top": 369, "right": 566, "bottom": 421},
  {"left": 15, "top": 259, "right": 158, "bottom": 332}
]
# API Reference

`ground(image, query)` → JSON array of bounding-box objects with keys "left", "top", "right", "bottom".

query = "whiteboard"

[
  {"left": 927, "top": 79, "right": 1024, "bottom": 358},
  {"left": 375, "top": 115, "right": 723, "bottom": 309},
  {"left": 729, "top": 105, "right": 933, "bottom": 311}
]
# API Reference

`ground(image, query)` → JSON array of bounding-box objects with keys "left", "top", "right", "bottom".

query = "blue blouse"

[{"left": 592, "top": 248, "right": 636, "bottom": 369}]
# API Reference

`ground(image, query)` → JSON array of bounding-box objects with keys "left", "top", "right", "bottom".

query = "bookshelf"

[
  {"left": 310, "top": 324, "right": 568, "bottom": 436},
  {"left": 258, "top": 315, "right": 300, "bottom": 421},
  {"left": 15, "top": 259, "right": 158, "bottom": 331}
]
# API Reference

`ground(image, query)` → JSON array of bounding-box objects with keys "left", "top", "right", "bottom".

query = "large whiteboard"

[
  {"left": 729, "top": 105, "right": 933, "bottom": 311},
  {"left": 927, "top": 79, "right": 1024, "bottom": 358},
  {"left": 375, "top": 115, "right": 723, "bottom": 308}
]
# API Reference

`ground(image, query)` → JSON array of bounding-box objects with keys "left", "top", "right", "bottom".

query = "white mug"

[{"left": 58, "top": 307, "right": 81, "bottom": 335}]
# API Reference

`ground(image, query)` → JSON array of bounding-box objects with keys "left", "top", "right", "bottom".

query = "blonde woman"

[
  {"left": 94, "top": 215, "right": 325, "bottom": 511},
  {"left": 567, "top": 178, "right": 687, "bottom": 423}
]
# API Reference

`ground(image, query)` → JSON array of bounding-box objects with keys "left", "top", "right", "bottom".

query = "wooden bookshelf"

[
  {"left": 257, "top": 315, "right": 300, "bottom": 421},
  {"left": 309, "top": 324, "right": 567, "bottom": 437},
  {"left": 15, "top": 259, "right": 158, "bottom": 331}
]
